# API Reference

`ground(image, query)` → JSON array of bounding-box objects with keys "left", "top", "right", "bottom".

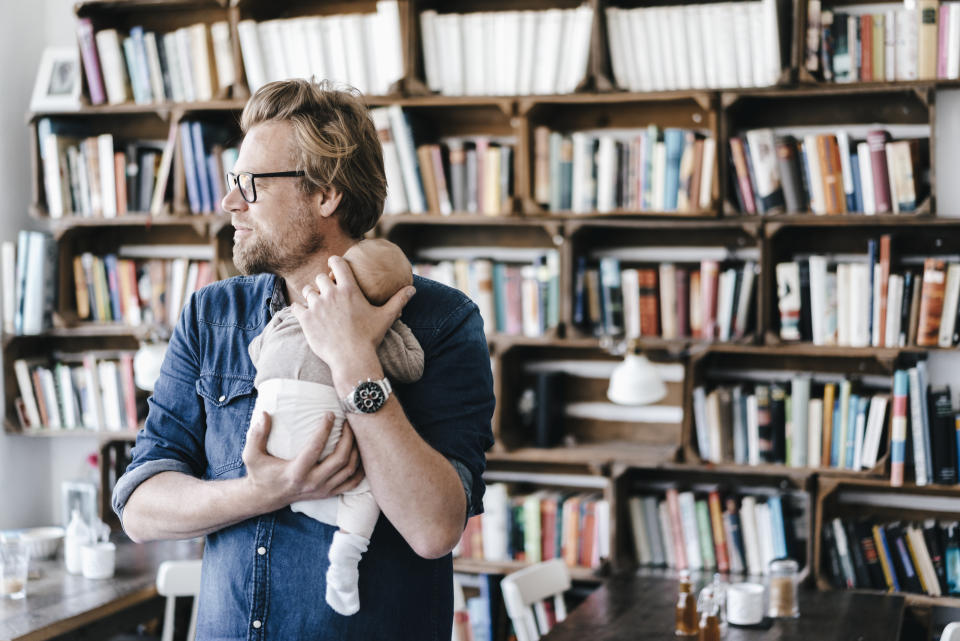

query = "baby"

[{"left": 247, "top": 238, "right": 423, "bottom": 616}]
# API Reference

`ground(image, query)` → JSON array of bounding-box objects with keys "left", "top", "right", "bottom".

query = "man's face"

[{"left": 222, "top": 121, "right": 325, "bottom": 275}]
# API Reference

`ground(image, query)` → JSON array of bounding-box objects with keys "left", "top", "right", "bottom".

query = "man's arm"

[
  {"left": 121, "top": 412, "right": 364, "bottom": 542},
  {"left": 293, "top": 257, "right": 494, "bottom": 559}
]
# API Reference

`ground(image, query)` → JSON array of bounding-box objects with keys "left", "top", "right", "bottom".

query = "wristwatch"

[{"left": 341, "top": 377, "right": 392, "bottom": 414}]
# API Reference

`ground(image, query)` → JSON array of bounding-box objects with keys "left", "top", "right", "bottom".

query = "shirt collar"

[{"left": 266, "top": 275, "right": 288, "bottom": 316}]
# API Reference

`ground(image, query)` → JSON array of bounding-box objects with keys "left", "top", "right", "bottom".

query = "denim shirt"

[{"left": 112, "top": 274, "right": 495, "bottom": 641}]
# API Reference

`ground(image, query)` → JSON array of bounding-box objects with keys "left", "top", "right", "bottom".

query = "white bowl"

[{"left": 18, "top": 527, "right": 65, "bottom": 560}]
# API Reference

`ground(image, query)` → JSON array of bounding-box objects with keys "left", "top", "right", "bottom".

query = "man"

[{"left": 112, "top": 79, "right": 495, "bottom": 640}]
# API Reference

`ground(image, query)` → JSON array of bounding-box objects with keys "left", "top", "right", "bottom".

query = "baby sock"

[{"left": 326, "top": 530, "right": 369, "bottom": 616}]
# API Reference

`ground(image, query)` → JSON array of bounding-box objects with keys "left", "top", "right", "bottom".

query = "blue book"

[
  {"left": 206, "top": 153, "right": 223, "bottom": 207},
  {"left": 179, "top": 122, "right": 201, "bottom": 213},
  {"left": 850, "top": 152, "right": 863, "bottom": 213},
  {"left": 598, "top": 257, "right": 623, "bottom": 335},
  {"left": 14, "top": 230, "right": 30, "bottom": 335},
  {"left": 190, "top": 122, "right": 213, "bottom": 213},
  {"left": 121, "top": 38, "right": 143, "bottom": 104},
  {"left": 129, "top": 26, "right": 153, "bottom": 103},
  {"left": 573, "top": 256, "right": 587, "bottom": 328},
  {"left": 102, "top": 254, "right": 123, "bottom": 322},
  {"left": 875, "top": 525, "right": 901, "bottom": 592},
  {"left": 767, "top": 495, "right": 788, "bottom": 559},
  {"left": 662, "top": 129, "right": 685, "bottom": 211},
  {"left": 946, "top": 524, "right": 960, "bottom": 594},
  {"left": 492, "top": 262, "right": 506, "bottom": 333},
  {"left": 845, "top": 394, "right": 860, "bottom": 469}
]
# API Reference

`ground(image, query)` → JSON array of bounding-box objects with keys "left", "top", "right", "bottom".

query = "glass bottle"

[
  {"left": 675, "top": 570, "right": 698, "bottom": 636},
  {"left": 697, "top": 585, "right": 721, "bottom": 641},
  {"left": 768, "top": 558, "right": 800, "bottom": 618}
]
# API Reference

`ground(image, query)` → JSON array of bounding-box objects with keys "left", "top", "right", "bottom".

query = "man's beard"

[{"left": 233, "top": 205, "right": 326, "bottom": 275}]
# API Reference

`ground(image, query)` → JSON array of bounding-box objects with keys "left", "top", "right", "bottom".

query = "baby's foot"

[{"left": 325, "top": 531, "right": 369, "bottom": 616}]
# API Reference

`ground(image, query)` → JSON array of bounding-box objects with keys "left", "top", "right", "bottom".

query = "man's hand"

[
  {"left": 291, "top": 255, "right": 415, "bottom": 369},
  {"left": 241, "top": 411, "right": 364, "bottom": 513}
]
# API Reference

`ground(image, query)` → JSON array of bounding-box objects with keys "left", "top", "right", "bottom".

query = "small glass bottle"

[
  {"left": 768, "top": 558, "right": 800, "bottom": 618},
  {"left": 675, "top": 570, "right": 698, "bottom": 637},
  {"left": 697, "top": 585, "right": 721, "bottom": 641}
]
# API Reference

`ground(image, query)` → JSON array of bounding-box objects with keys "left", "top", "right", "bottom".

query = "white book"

[
  {"left": 419, "top": 10, "right": 442, "bottom": 92},
  {"left": 376, "top": 0, "right": 405, "bottom": 92},
  {"left": 646, "top": 8, "right": 667, "bottom": 90},
  {"left": 174, "top": 27, "right": 197, "bottom": 102},
  {"left": 13, "top": 359, "right": 41, "bottom": 429},
  {"left": 939, "top": 263, "right": 960, "bottom": 346},
  {"left": 871, "top": 263, "right": 883, "bottom": 347},
  {"left": 746, "top": 394, "right": 760, "bottom": 465},
  {"left": 499, "top": 11, "right": 521, "bottom": 96},
  {"left": 38, "top": 367, "right": 62, "bottom": 429},
  {"left": 857, "top": 142, "right": 876, "bottom": 214},
  {"left": 835, "top": 131, "right": 855, "bottom": 209},
  {"left": 22, "top": 232, "right": 53, "bottom": 336},
  {"left": 861, "top": 395, "right": 889, "bottom": 469},
  {"left": 97, "top": 134, "right": 117, "bottom": 218},
  {"left": 517, "top": 11, "right": 538, "bottom": 95},
  {"left": 628, "top": 497, "right": 652, "bottom": 564},
  {"left": 257, "top": 20, "right": 287, "bottom": 83},
  {"left": 707, "top": 391, "right": 723, "bottom": 463},
  {"left": 699, "top": 5, "right": 720, "bottom": 88},
  {"left": 803, "top": 134, "right": 826, "bottom": 214},
  {"left": 896, "top": 8, "right": 919, "bottom": 81},
  {"left": 652, "top": 141, "right": 667, "bottom": 211},
  {"left": 749, "top": 2, "right": 768, "bottom": 86},
  {"left": 534, "top": 8, "right": 564, "bottom": 95},
  {"left": 699, "top": 138, "right": 716, "bottom": 209},
  {"left": 653, "top": 8, "right": 678, "bottom": 89},
  {"left": 667, "top": 7, "right": 692, "bottom": 89},
  {"left": 659, "top": 263, "right": 678, "bottom": 339},
  {"left": 386, "top": 105, "right": 426, "bottom": 213},
  {"left": 693, "top": 386, "right": 711, "bottom": 460},
  {"left": 885, "top": 10, "right": 897, "bottom": 81},
  {"left": 739, "top": 496, "right": 762, "bottom": 576},
  {"left": 56, "top": 364, "right": 80, "bottom": 429},
  {"left": 807, "top": 398, "right": 824, "bottom": 468},
  {"left": 716, "top": 4, "right": 739, "bottom": 88},
  {"left": 622, "top": 268, "right": 641, "bottom": 338},
  {"left": 162, "top": 32, "right": 185, "bottom": 102},
  {"left": 761, "top": 0, "right": 783, "bottom": 85},
  {"left": 570, "top": 132, "right": 592, "bottom": 213},
  {"left": 907, "top": 366, "right": 930, "bottom": 485},
  {"left": 848, "top": 263, "right": 870, "bottom": 347},
  {"left": 684, "top": 6, "right": 706, "bottom": 89},
  {"left": 143, "top": 32, "right": 167, "bottom": 102},
  {"left": 237, "top": 20, "right": 266, "bottom": 94},
  {"left": 949, "top": 4, "right": 960, "bottom": 79},
  {"left": 95, "top": 29, "right": 131, "bottom": 105},
  {"left": 1, "top": 241, "right": 15, "bottom": 334},
  {"left": 280, "top": 19, "right": 311, "bottom": 81},
  {"left": 677, "top": 492, "right": 703, "bottom": 570},
  {"left": 885, "top": 273, "right": 904, "bottom": 347},
  {"left": 210, "top": 21, "right": 236, "bottom": 92},
  {"left": 301, "top": 17, "right": 327, "bottom": 84},
  {"left": 482, "top": 13, "right": 497, "bottom": 95},
  {"left": 520, "top": 265, "right": 541, "bottom": 337},
  {"left": 166, "top": 257, "right": 190, "bottom": 328},
  {"left": 323, "top": 15, "right": 349, "bottom": 85},
  {"left": 341, "top": 14, "right": 369, "bottom": 93},
  {"left": 717, "top": 268, "right": 737, "bottom": 341},
  {"left": 463, "top": 13, "right": 486, "bottom": 96},
  {"left": 733, "top": 261, "right": 756, "bottom": 338},
  {"left": 39, "top": 129, "right": 67, "bottom": 218},
  {"left": 808, "top": 255, "right": 828, "bottom": 345},
  {"left": 886, "top": 141, "right": 901, "bottom": 214},
  {"left": 606, "top": 7, "right": 629, "bottom": 89},
  {"left": 732, "top": 3, "right": 755, "bottom": 88},
  {"left": 851, "top": 397, "right": 868, "bottom": 472},
  {"left": 658, "top": 501, "right": 677, "bottom": 568},
  {"left": 370, "top": 108, "right": 408, "bottom": 214},
  {"left": 745, "top": 128, "right": 782, "bottom": 209},
  {"left": 755, "top": 502, "right": 775, "bottom": 574},
  {"left": 596, "top": 136, "right": 618, "bottom": 213},
  {"left": 363, "top": 13, "right": 384, "bottom": 94},
  {"left": 565, "top": 5, "right": 594, "bottom": 93},
  {"left": 791, "top": 377, "right": 811, "bottom": 467}
]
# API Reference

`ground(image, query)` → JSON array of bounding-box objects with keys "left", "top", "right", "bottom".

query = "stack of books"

[
  {"left": 575, "top": 256, "right": 756, "bottom": 340},
  {"left": 2, "top": 232, "right": 56, "bottom": 336},
  {"left": 627, "top": 487, "right": 804, "bottom": 575},
  {"left": 179, "top": 120, "right": 238, "bottom": 215},
  {"left": 413, "top": 251, "right": 559, "bottom": 338},
  {"left": 76, "top": 18, "right": 235, "bottom": 106},
  {"left": 729, "top": 128, "right": 925, "bottom": 215},
  {"left": 805, "top": 0, "right": 955, "bottom": 82},
  {"left": 692, "top": 376, "right": 889, "bottom": 469},
  {"left": 775, "top": 236, "right": 960, "bottom": 349},
  {"left": 13, "top": 352, "right": 139, "bottom": 432},
  {"left": 605, "top": 0, "right": 784, "bottom": 91},
  {"left": 534, "top": 126, "right": 715, "bottom": 214},
  {"left": 237, "top": 2, "right": 403, "bottom": 95},
  {"left": 823, "top": 517, "right": 960, "bottom": 596},
  {"left": 420, "top": 5, "right": 593, "bottom": 96},
  {"left": 455, "top": 483, "right": 610, "bottom": 569}
]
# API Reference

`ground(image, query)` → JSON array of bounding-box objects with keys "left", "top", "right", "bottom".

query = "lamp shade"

[{"left": 606, "top": 353, "right": 667, "bottom": 406}]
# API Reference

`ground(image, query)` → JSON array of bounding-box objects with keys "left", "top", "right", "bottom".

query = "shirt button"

[
  {"left": 253, "top": 620, "right": 262, "bottom": 629},
  {"left": 218, "top": 395, "right": 226, "bottom": 402},
  {"left": 257, "top": 546, "right": 266, "bottom": 555}
]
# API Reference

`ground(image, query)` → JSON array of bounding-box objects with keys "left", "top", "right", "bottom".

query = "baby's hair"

[{"left": 343, "top": 239, "right": 412, "bottom": 306}]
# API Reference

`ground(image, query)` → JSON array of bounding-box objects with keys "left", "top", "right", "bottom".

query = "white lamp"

[{"left": 606, "top": 341, "right": 667, "bottom": 406}]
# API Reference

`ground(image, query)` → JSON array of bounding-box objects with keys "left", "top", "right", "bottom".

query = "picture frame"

[{"left": 30, "top": 46, "right": 82, "bottom": 113}]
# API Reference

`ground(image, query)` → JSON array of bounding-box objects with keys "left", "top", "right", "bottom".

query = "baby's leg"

[{"left": 325, "top": 487, "right": 380, "bottom": 616}]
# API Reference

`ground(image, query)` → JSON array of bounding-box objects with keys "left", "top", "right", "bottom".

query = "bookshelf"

[{"left": 8, "top": 2, "right": 960, "bottom": 636}]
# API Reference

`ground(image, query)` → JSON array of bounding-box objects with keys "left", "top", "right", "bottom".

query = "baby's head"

[{"left": 342, "top": 239, "right": 412, "bottom": 306}]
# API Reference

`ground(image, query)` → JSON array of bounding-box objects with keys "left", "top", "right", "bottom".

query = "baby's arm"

[{"left": 377, "top": 319, "right": 424, "bottom": 384}]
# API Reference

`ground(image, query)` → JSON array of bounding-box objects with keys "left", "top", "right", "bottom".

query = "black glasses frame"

[{"left": 226, "top": 170, "right": 306, "bottom": 203}]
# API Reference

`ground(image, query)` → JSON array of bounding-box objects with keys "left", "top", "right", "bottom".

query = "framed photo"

[{"left": 30, "top": 46, "right": 82, "bottom": 113}]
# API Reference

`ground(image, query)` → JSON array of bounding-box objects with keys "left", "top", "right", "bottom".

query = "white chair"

[
  {"left": 499, "top": 559, "right": 571, "bottom": 641},
  {"left": 942, "top": 622, "right": 960, "bottom": 641},
  {"left": 156, "top": 559, "right": 203, "bottom": 641}
]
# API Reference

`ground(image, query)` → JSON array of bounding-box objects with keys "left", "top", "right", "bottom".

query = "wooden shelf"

[
  {"left": 6, "top": 426, "right": 139, "bottom": 442},
  {"left": 488, "top": 443, "right": 679, "bottom": 469},
  {"left": 2, "top": 324, "right": 170, "bottom": 346},
  {"left": 453, "top": 557, "right": 603, "bottom": 583},
  {"left": 659, "top": 460, "right": 883, "bottom": 482}
]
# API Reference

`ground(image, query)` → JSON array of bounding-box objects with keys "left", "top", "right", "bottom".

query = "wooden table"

[
  {"left": 0, "top": 536, "right": 203, "bottom": 641},
  {"left": 542, "top": 571, "right": 906, "bottom": 641}
]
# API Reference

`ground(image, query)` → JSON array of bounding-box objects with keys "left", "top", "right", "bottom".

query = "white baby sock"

[{"left": 326, "top": 530, "right": 369, "bottom": 616}]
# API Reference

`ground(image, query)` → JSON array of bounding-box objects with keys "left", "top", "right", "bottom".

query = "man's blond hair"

[{"left": 241, "top": 79, "right": 386, "bottom": 239}]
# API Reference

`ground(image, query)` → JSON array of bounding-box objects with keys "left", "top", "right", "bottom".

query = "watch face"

[{"left": 353, "top": 381, "right": 386, "bottom": 413}]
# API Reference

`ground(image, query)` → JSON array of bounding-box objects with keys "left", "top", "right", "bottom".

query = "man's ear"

[{"left": 315, "top": 187, "right": 343, "bottom": 219}]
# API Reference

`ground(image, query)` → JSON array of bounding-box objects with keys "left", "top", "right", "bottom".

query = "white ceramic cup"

[
  {"left": 80, "top": 542, "right": 116, "bottom": 579},
  {"left": 727, "top": 582, "right": 765, "bottom": 625}
]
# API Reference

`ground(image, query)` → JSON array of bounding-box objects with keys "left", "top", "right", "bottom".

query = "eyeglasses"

[{"left": 225, "top": 170, "right": 306, "bottom": 203}]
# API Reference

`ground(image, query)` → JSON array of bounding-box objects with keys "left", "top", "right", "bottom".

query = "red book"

[
  {"left": 579, "top": 499, "right": 596, "bottom": 568},
  {"left": 690, "top": 270, "right": 702, "bottom": 338},
  {"left": 700, "top": 260, "right": 720, "bottom": 340},
  {"left": 638, "top": 268, "right": 660, "bottom": 337},
  {"left": 867, "top": 130, "right": 893, "bottom": 213},
  {"left": 119, "top": 353, "right": 138, "bottom": 429},
  {"left": 878, "top": 234, "right": 892, "bottom": 344},
  {"left": 541, "top": 494, "right": 558, "bottom": 562},
  {"left": 708, "top": 491, "right": 730, "bottom": 572},
  {"left": 729, "top": 137, "right": 757, "bottom": 214},
  {"left": 665, "top": 489, "right": 688, "bottom": 570},
  {"left": 860, "top": 15, "right": 874, "bottom": 81}
]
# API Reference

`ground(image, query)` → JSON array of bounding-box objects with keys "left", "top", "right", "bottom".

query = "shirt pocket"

[{"left": 196, "top": 373, "right": 257, "bottom": 478}]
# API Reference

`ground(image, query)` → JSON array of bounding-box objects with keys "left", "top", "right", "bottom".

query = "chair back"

[
  {"left": 500, "top": 559, "right": 571, "bottom": 641},
  {"left": 943, "top": 622, "right": 960, "bottom": 641},
  {"left": 156, "top": 559, "right": 203, "bottom": 641}
]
